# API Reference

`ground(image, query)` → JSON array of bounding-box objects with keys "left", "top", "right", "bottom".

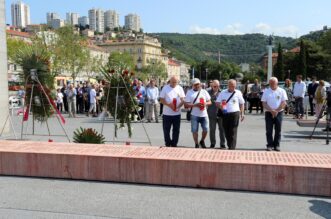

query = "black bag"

[
  {"left": 217, "top": 91, "right": 236, "bottom": 118},
  {"left": 186, "top": 90, "right": 201, "bottom": 121}
]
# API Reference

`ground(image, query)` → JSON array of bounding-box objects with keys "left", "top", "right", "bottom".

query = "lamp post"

[
  {"left": 206, "top": 68, "right": 208, "bottom": 83},
  {"left": 137, "top": 56, "right": 142, "bottom": 77},
  {"left": 287, "top": 69, "right": 291, "bottom": 80}
]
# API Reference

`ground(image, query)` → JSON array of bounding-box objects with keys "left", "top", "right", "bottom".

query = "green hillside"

[{"left": 155, "top": 33, "right": 297, "bottom": 64}]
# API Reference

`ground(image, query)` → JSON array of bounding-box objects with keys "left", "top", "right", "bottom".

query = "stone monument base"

[{"left": 0, "top": 141, "right": 330, "bottom": 197}]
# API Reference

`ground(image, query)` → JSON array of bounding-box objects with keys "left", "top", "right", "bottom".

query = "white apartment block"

[
  {"left": 11, "top": 1, "right": 30, "bottom": 28},
  {"left": 104, "top": 10, "right": 119, "bottom": 31},
  {"left": 78, "top": 16, "right": 89, "bottom": 27},
  {"left": 46, "top": 12, "right": 60, "bottom": 26},
  {"left": 88, "top": 8, "right": 104, "bottom": 33},
  {"left": 125, "top": 13, "right": 141, "bottom": 32},
  {"left": 66, "top": 12, "right": 79, "bottom": 26},
  {"left": 51, "top": 18, "right": 64, "bottom": 29}
]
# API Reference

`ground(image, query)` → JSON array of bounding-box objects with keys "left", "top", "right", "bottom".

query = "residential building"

[
  {"left": 125, "top": 13, "right": 141, "bottom": 32},
  {"left": 51, "top": 19, "right": 65, "bottom": 29},
  {"left": 98, "top": 35, "right": 162, "bottom": 67},
  {"left": 46, "top": 12, "right": 60, "bottom": 26},
  {"left": 88, "top": 8, "right": 104, "bottom": 33},
  {"left": 78, "top": 16, "right": 89, "bottom": 27},
  {"left": 179, "top": 61, "right": 190, "bottom": 85},
  {"left": 82, "top": 29, "right": 94, "bottom": 38},
  {"left": 25, "top": 24, "right": 47, "bottom": 33},
  {"left": 239, "top": 63, "right": 250, "bottom": 72},
  {"left": 167, "top": 59, "right": 181, "bottom": 80},
  {"left": 104, "top": 10, "right": 119, "bottom": 31},
  {"left": 11, "top": 1, "right": 30, "bottom": 28},
  {"left": 66, "top": 12, "right": 79, "bottom": 26},
  {"left": 6, "top": 29, "right": 32, "bottom": 43}
]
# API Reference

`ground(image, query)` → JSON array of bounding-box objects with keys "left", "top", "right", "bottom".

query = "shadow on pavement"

[{"left": 309, "top": 200, "right": 331, "bottom": 219}]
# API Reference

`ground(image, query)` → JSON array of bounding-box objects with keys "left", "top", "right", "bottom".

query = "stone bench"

[{"left": 0, "top": 140, "right": 330, "bottom": 197}]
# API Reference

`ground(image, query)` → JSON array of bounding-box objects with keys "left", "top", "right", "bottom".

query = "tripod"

[
  {"left": 310, "top": 101, "right": 330, "bottom": 144},
  {"left": 20, "top": 69, "right": 70, "bottom": 142},
  {"left": 100, "top": 72, "right": 152, "bottom": 146}
]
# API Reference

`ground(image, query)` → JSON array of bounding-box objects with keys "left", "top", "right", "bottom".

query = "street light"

[{"left": 206, "top": 68, "right": 208, "bottom": 83}]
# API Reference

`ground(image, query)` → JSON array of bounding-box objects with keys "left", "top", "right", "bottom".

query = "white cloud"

[
  {"left": 252, "top": 22, "right": 299, "bottom": 37},
  {"left": 189, "top": 23, "right": 243, "bottom": 35},
  {"left": 189, "top": 23, "right": 300, "bottom": 37}
]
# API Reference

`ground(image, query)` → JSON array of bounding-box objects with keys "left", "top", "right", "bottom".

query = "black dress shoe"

[
  {"left": 195, "top": 144, "right": 199, "bottom": 148},
  {"left": 220, "top": 145, "right": 226, "bottom": 149},
  {"left": 274, "top": 147, "right": 281, "bottom": 152},
  {"left": 210, "top": 144, "right": 215, "bottom": 148},
  {"left": 199, "top": 140, "right": 206, "bottom": 148}
]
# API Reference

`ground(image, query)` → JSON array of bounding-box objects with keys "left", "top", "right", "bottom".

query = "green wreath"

[
  {"left": 101, "top": 67, "right": 138, "bottom": 138},
  {"left": 15, "top": 45, "right": 55, "bottom": 122}
]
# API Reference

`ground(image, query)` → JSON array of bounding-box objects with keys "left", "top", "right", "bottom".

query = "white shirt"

[
  {"left": 261, "top": 87, "right": 288, "bottom": 111},
  {"left": 293, "top": 81, "right": 306, "bottom": 98},
  {"left": 216, "top": 89, "right": 245, "bottom": 113},
  {"left": 90, "top": 89, "right": 97, "bottom": 104},
  {"left": 147, "top": 87, "right": 159, "bottom": 104},
  {"left": 160, "top": 84, "right": 185, "bottom": 116},
  {"left": 185, "top": 89, "right": 211, "bottom": 117},
  {"left": 56, "top": 92, "right": 63, "bottom": 103}
]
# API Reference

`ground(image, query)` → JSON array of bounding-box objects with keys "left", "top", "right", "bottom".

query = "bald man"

[
  {"left": 160, "top": 76, "right": 185, "bottom": 147},
  {"left": 261, "top": 77, "right": 288, "bottom": 152}
]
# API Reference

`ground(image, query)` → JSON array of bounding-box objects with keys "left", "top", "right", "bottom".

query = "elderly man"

[
  {"left": 207, "top": 80, "right": 226, "bottom": 149},
  {"left": 216, "top": 79, "right": 245, "bottom": 150},
  {"left": 261, "top": 77, "right": 288, "bottom": 152},
  {"left": 160, "top": 76, "right": 185, "bottom": 147},
  {"left": 185, "top": 78, "right": 212, "bottom": 148}
]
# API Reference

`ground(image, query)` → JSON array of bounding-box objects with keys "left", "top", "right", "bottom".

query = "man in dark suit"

[{"left": 308, "top": 76, "right": 318, "bottom": 116}]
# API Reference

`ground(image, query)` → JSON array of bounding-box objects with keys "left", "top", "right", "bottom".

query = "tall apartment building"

[
  {"left": 66, "top": 12, "right": 79, "bottom": 26},
  {"left": 78, "top": 16, "right": 89, "bottom": 27},
  {"left": 104, "top": 10, "right": 119, "bottom": 31},
  {"left": 88, "top": 8, "right": 104, "bottom": 33},
  {"left": 46, "top": 12, "right": 60, "bottom": 26},
  {"left": 124, "top": 13, "right": 141, "bottom": 32},
  {"left": 11, "top": 1, "right": 30, "bottom": 28}
]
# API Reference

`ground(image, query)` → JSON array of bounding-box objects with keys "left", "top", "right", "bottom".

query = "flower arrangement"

[
  {"left": 15, "top": 45, "right": 55, "bottom": 122},
  {"left": 73, "top": 127, "right": 106, "bottom": 144}
]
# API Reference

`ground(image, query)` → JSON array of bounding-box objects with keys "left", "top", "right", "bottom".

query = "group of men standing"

[{"left": 160, "top": 76, "right": 288, "bottom": 152}]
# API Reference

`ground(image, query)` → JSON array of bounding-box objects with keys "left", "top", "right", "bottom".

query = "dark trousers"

[
  {"left": 295, "top": 97, "right": 304, "bottom": 116},
  {"left": 77, "top": 97, "right": 84, "bottom": 113},
  {"left": 57, "top": 103, "right": 63, "bottom": 112},
  {"left": 63, "top": 96, "right": 68, "bottom": 112},
  {"left": 160, "top": 103, "right": 163, "bottom": 115},
  {"left": 222, "top": 112, "right": 240, "bottom": 149},
  {"left": 209, "top": 116, "right": 226, "bottom": 146},
  {"left": 162, "top": 115, "right": 181, "bottom": 147},
  {"left": 265, "top": 111, "right": 283, "bottom": 147},
  {"left": 309, "top": 97, "right": 315, "bottom": 115},
  {"left": 249, "top": 97, "right": 260, "bottom": 112}
]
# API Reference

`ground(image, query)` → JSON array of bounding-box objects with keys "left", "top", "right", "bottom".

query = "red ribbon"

[{"left": 23, "top": 105, "right": 30, "bottom": 121}]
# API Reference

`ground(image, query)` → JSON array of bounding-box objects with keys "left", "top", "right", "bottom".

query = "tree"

[
  {"left": 83, "top": 51, "right": 104, "bottom": 80},
  {"left": 140, "top": 59, "right": 167, "bottom": 82},
  {"left": 299, "top": 39, "right": 307, "bottom": 79},
  {"left": 6, "top": 37, "right": 27, "bottom": 60},
  {"left": 54, "top": 26, "right": 88, "bottom": 83},
  {"left": 318, "top": 30, "right": 331, "bottom": 54},
  {"left": 274, "top": 43, "right": 285, "bottom": 80}
]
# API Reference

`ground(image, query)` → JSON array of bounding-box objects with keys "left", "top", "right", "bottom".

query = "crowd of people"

[{"left": 18, "top": 73, "right": 327, "bottom": 151}]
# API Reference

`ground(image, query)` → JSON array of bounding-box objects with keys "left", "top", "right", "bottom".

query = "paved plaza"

[{"left": 0, "top": 113, "right": 331, "bottom": 218}]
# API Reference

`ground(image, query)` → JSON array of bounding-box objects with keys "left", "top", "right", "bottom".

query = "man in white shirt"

[
  {"left": 293, "top": 75, "right": 306, "bottom": 119},
  {"left": 88, "top": 84, "right": 97, "bottom": 117},
  {"left": 185, "top": 78, "right": 212, "bottom": 148},
  {"left": 216, "top": 79, "right": 245, "bottom": 150},
  {"left": 261, "top": 77, "right": 288, "bottom": 152},
  {"left": 146, "top": 79, "right": 159, "bottom": 123},
  {"left": 160, "top": 76, "right": 185, "bottom": 147}
]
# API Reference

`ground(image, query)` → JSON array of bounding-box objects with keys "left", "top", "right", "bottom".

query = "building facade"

[
  {"left": 88, "top": 9, "right": 104, "bottom": 33},
  {"left": 46, "top": 12, "right": 59, "bottom": 26},
  {"left": 66, "top": 12, "right": 79, "bottom": 26},
  {"left": 167, "top": 59, "right": 181, "bottom": 80},
  {"left": 78, "top": 16, "right": 89, "bottom": 27},
  {"left": 124, "top": 14, "right": 141, "bottom": 32},
  {"left": 98, "top": 35, "right": 162, "bottom": 68},
  {"left": 104, "top": 10, "right": 119, "bottom": 31},
  {"left": 51, "top": 18, "right": 65, "bottom": 29},
  {"left": 11, "top": 1, "right": 30, "bottom": 28}
]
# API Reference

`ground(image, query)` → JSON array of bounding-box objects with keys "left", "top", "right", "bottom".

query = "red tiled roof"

[
  {"left": 168, "top": 59, "right": 180, "bottom": 66},
  {"left": 6, "top": 30, "right": 32, "bottom": 38},
  {"left": 290, "top": 47, "right": 300, "bottom": 53}
]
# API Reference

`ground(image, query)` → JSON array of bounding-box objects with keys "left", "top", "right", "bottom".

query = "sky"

[{"left": 6, "top": 0, "right": 331, "bottom": 37}]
